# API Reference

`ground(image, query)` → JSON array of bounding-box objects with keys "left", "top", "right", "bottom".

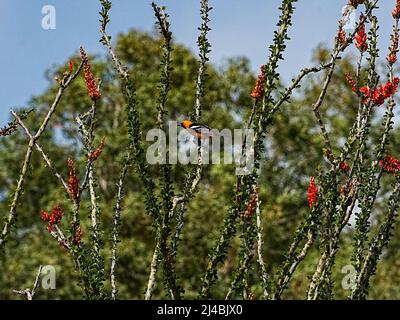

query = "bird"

[{"left": 178, "top": 120, "right": 215, "bottom": 139}]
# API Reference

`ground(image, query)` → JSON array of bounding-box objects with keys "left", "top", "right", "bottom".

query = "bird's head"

[{"left": 179, "top": 120, "right": 193, "bottom": 129}]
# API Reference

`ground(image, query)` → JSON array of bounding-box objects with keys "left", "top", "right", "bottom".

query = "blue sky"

[{"left": 0, "top": 0, "right": 395, "bottom": 126}]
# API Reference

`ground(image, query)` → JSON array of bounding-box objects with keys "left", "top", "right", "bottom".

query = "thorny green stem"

[{"left": 0, "top": 60, "right": 83, "bottom": 250}]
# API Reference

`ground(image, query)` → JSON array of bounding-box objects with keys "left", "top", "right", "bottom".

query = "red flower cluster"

[
  {"left": 380, "top": 154, "right": 400, "bottom": 175},
  {"left": 80, "top": 47, "right": 101, "bottom": 100},
  {"left": 355, "top": 16, "right": 368, "bottom": 52},
  {"left": 41, "top": 210, "right": 50, "bottom": 222},
  {"left": 89, "top": 139, "right": 105, "bottom": 162},
  {"left": 67, "top": 159, "right": 79, "bottom": 201},
  {"left": 387, "top": 31, "right": 399, "bottom": 65},
  {"left": 74, "top": 226, "right": 83, "bottom": 245},
  {"left": 69, "top": 60, "right": 74, "bottom": 74},
  {"left": 346, "top": 73, "right": 399, "bottom": 105},
  {"left": 393, "top": 0, "right": 400, "bottom": 19},
  {"left": 245, "top": 188, "right": 259, "bottom": 218},
  {"left": 41, "top": 205, "right": 64, "bottom": 232},
  {"left": 348, "top": 0, "right": 364, "bottom": 8},
  {"left": 345, "top": 73, "right": 358, "bottom": 93},
  {"left": 359, "top": 78, "right": 400, "bottom": 106},
  {"left": 251, "top": 65, "right": 267, "bottom": 101},
  {"left": 340, "top": 161, "right": 350, "bottom": 173},
  {"left": 308, "top": 177, "right": 318, "bottom": 209},
  {"left": 337, "top": 29, "right": 347, "bottom": 46}
]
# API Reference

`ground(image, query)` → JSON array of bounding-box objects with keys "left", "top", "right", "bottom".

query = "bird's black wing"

[{"left": 189, "top": 123, "right": 211, "bottom": 132}]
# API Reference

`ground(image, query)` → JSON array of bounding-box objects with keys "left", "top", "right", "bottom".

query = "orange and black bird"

[{"left": 179, "top": 120, "right": 215, "bottom": 139}]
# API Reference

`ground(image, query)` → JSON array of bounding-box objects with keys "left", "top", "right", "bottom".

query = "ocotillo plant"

[{"left": 2, "top": 0, "right": 400, "bottom": 300}]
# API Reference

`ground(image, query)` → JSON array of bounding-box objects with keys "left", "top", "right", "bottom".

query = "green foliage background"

[{"left": 1, "top": 29, "right": 400, "bottom": 299}]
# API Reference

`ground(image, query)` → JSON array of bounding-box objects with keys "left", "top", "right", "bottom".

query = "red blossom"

[
  {"left": 41, "top": 210, "right": 50, "bottom": 222},
  {"left": 359, "top": 78, "right": 399, "bottom": 106},
  {"left": 345, "top": 73, "right": 358, "bottom": 93},
  {"left": 251, "top": 65, "right": 267, "bottom": 101},
  {"left": 372, "top": 78, "right": 400, "bottom": 105},
  {"left": 244, "top": 188, "right": 259, "bottom": 218},
  {"left": 74, "top": 226, "right": 82, "bottom": 245},
  {"left": 337, "top": 29, "right": 346, "bottom": 46},
  {"left": 69, "top": 60, "right": 74, "bottom": 73},
  {"left": 51, "top": 205, "right": 64, "bottom": 224},
  {"left": 340, "top": 161, "right": 350, "bottom": 173},
  {"left": 41, "top": 205, "right": 64, "bottom": 233},
  {"left": 393, "top": 0, "right": 400, "bottom": 19},
  {"left": 67, "top": 159, "right": 79, "bottom": 201},
  {"left": 359, "top": 85, "right": 371, "bottom": 97},
  {"left": 355, "top": 15, "right": 368, "bottom": 52},
  {"left": 380, "top": 154, "right": 400, "bottom": 175},
  {"left": 383, "top": 78, "right": 400, "bottom": 97},
  {"left": 372, "top": 87, "right": 386, "bottom": 106},
  {"left": 348, "top": 0, "right": 364, "bottom": 8},
  {"left": 388, "top": 52, "right": 398, "bottom": 65},
  {"left": 89, "top": 138, "right": 105, "bottom": 162},
  {"left": 308, "top": 177, "right": 318, "bottom": 209},
  {"left": 359, "top": 85, "right": 373, "bottom": 104},
  {"left": 80, "top": 47, "right": 101, "bottom": 100},
  {"left": 387, "top": 31, "right": 399, "bottom": 65}
]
